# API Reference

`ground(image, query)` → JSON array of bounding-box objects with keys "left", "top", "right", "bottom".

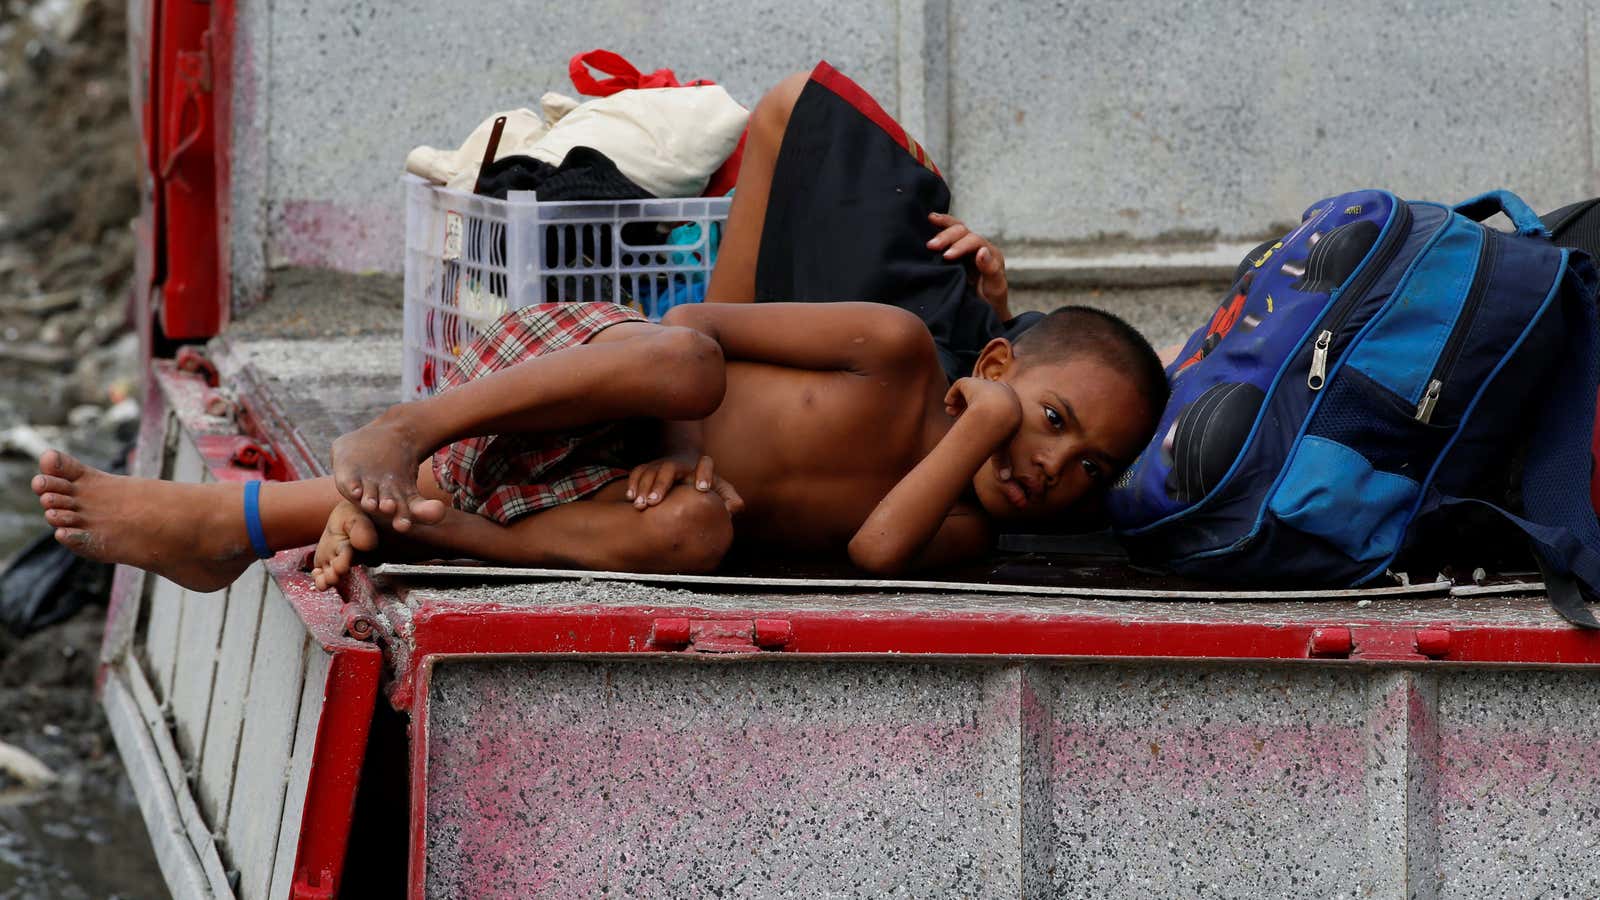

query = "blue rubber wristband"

[{"left": 243, "top": 479, "right": 274, "bottom": 560}]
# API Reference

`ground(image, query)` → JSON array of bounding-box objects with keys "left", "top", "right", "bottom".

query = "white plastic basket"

[{"left": 401, "top": 175, "right": 732, "bottom": 398}]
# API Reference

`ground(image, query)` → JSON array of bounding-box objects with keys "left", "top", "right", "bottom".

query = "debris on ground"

[{"left": 0, "top": 0, "right": 164, "bottom": 893}]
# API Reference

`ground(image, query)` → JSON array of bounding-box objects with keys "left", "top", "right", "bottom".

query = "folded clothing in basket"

[
  {"left": 407, "top": 85, "right": 747, "bottom": 198},
  {"left": 404, "top": 108, "right": 549, "bottom": 190}
]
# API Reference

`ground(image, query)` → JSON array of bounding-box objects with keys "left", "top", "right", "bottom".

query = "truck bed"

[{"left": 101, "top": 273, "right": 1600, "bottom": 899}]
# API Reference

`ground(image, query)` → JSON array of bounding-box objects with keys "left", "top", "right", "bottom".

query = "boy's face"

[{"left": 969, "top": 349, "right": 1153, "bottom": 522}]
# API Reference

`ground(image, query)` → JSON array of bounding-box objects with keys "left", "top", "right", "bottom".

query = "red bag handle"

[{"left": 569, "top": 49, "right": 712, "bottom": 97}]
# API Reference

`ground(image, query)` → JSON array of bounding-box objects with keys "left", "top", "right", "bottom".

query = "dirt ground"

[{"left": 0, "top": 0, "right": 164, "bottom": 894}]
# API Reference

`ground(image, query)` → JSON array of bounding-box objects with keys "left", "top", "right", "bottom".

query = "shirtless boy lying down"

[
  {"left": 31, "top": 62, "right": 1169, "bottom": 589},
  {"left": 33, "top": 297, "right": 1165, "bottom": 591}
]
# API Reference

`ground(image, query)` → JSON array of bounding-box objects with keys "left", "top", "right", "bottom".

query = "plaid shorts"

[{"left": 431, "top": 302, "right": 650, "bottom": 524}]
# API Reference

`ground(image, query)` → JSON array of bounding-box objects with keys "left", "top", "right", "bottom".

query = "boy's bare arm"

[
  {"left": 847, "top": 378, "right": 1019, "bottom": 575},
  {"left": 661, "top": 301, "right": 937, "bottom": 375}
]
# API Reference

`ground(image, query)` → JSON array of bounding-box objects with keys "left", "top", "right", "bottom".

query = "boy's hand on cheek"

[
  {"left": 945, "top": 378, "right": 1023, "bottom": 480},
  {"left": 944, "top": 377, "right": 1023, "bottom": 435}
]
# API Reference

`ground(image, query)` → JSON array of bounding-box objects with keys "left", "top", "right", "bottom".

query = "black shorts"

[{"left": 755, "top": 61, "right": 1040, "bottom": 383}]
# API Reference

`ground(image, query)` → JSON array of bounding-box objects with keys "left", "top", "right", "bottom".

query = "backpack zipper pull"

[
  {"left": 1415, "top": 378, "right": 1441, "bottom": 423},
  {"left": 1307, "top": 330, "right": 1332, "bottom": 390}
]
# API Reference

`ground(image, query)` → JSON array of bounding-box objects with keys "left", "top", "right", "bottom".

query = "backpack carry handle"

[{"left": 1453, "top": 190, "right": 1552, "bottom": 238}]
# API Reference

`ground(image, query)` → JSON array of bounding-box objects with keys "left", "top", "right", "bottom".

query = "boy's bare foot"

[
  {"left": 32, "top": 450, "right": 255, "bottom": 593},
  {"left": 311, "top": 500, "right": 380, "bottom": 591},
  {"left": 329, "top": 411, "right": 446, "bottom": 531}
]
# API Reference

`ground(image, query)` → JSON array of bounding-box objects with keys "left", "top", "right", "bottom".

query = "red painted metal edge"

[
  {"left": 286, "top": 620, "right": 381, "bottom": 900},
  {"left": 396, "top": 596, "right": 1600, "bottom": 890},
  {"left": 393, "top": 601, "right": 1600, "bottom": 685},
  {"left": 153, "top": 0, "right": 223, "bottom": 339},
  {"left": 406, "top": 661, "right": 435, "bottom": 900},
  {"left": 209, "top": 0, "right": 235, "bottom": 332}
]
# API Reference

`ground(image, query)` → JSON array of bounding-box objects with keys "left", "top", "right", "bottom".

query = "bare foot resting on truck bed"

[
  {"left": 310, "top": 500, "right": 379, "bottom": 591},
  {"left": 329, "top": 410, "right": 447, "bottom": 531},
  {"left": 32, "top": 450, "right": 255, "bottom": 593}
]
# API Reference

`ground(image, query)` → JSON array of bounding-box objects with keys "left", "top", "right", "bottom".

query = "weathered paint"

[
  {"left": 268, "top": 650, "right": 333, "bottom": 900},
  {"left": 198, "top": 562, "right": 267, "bottom": 827},
  {"left": 143, "top": 574, "right": 185, "bottom": 702},
  {"left": 169, "top": 586, "right": 228, "bottom": 759},
  {"left": 414, "top": 658, "right": 1600, "bottom": 898},
  {"left": 118, "top": 315, "right": 1600, "bottom": 899},
  {"left": 101, "top": 365, "right": 382, "bottom": 900},
  {"left": 103, "top": 673, "right": 225, "bottom": 899},
  {"left": 422, "top": 659, "right": 1027, "bottom": 898},
  {"left": 225, "top": 575, "right": 310, "bottom": 900}
]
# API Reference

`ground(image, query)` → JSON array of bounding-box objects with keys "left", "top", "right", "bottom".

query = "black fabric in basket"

[
  {"left": 476, "top": 147, "right": 653, "bottom": 202},
  {"left": 461, "top": 146, "right": 658, "bottom": 304}
]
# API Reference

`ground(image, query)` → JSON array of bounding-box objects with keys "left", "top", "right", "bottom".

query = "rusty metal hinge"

[
  {"left": 650, "top": 618, "right": 793, "bottom": 653},
  {"left": 1308, "top": 626, "right": 1453, "bottom": 661}
]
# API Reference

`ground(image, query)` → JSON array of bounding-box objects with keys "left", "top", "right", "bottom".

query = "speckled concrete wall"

[
  {"left": 948, "top": 0, "right": 1598, "bottom": 245},
  {"left": 230, "top": 0, "right": 1600, "bottom": 308},
  {"left": 423, "top": 658, "right": 1600, "bottom": 899},
  {"left": 228, "top": 0, "right": 902, "bottom": 309}
]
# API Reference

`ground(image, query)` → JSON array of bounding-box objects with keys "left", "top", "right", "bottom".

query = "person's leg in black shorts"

[{"left": 707, "top": 62, "right": 1039, "bottom": 383}]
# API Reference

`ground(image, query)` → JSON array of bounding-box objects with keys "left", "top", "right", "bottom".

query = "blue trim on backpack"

[
  {"left": 1347, "top": 217, "right": 1482, "bottom": 404},
  {"left": 1353, "top": 260, "right": 1565, "bottom": 583},
  {"left": 1269, "top": 436, "right": 1419, "bottom": 562},
  {"left": 1118, "top": 191, "right": 1409, "bottom": 538},
  {"left": 1167, "top": 203, "right": 1455, "bottom": 562}
]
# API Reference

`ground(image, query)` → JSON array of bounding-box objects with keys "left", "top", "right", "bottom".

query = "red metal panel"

[
  {"left": 133, "top": 0, "right": 162, "bottom": 362},
  {"left": 271, "top": 560, "right": 381, "bottom": 900},
  {"left": 209, "top": 0, "right": 236, "bottom": 336},
  {"left": 387, "top": 601, "right": 1600, "bottom": 715},
  {"left": 406, "top": 664, "right": 435, "bottom": 900},
  {"left": 141, "top": 0, "right": 225, "bottom": 341}
]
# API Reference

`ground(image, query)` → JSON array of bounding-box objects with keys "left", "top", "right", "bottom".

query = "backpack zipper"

[
  {"left": 1414, "top": 229, "right": 1499, "bottom": 423},
  {"left": 1307, "top": 201, "right": 1414, "bottom": 391}
]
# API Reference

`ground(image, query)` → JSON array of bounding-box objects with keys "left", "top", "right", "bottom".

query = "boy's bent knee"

[
  {"left": 643, "top": 489, "right": 732, "bottom": 574},
  {"left": 751, "top": 70, "right": 810, "bottom": 140},
  {"left": 650, "top": 327, "right": 725, "bottom": 419}
]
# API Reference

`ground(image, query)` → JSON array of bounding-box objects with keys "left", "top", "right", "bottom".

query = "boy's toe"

[
  {"left": 33, "top": 474, "right": 73, "bottom": 496},
  {"left": 39, "top": 492, "right": 76, "bottom": 510},
  {"left": 409, "top": 497, "right": 447, "bottom": 525},
  {"left": 45, "top": 508, "right": 81, "bottom": 527},
  {"left": 39, "top": 450, "right": 86, "bottom": 480},
  {"left": 331, "top": 543, "right": 353, "bottom": 577},
  {"left": 54, "top": 527, "right": 88, "bottom": 549}
]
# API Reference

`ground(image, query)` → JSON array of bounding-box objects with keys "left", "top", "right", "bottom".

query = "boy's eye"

[
  {"left": 1081, "top": 458, "right": 1103, "bottom": 481},
  {"left": 1043, "top": 406, "right": 1064, "bottom": 429}
]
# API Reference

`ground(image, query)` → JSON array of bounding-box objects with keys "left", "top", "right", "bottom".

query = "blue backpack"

[{"left": 1106, "top": 189, "right": 1600, "bottom": 626}]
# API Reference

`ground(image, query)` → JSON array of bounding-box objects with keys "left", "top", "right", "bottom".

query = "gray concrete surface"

[
  {"left": 419, "top": 657, "right": 1600, "bottom": 898},
  {"left": 949, "top": 0, "right": 1598, "bottom": 245},
  {"left": 230, "top": 0, "right": 1600, "bottom": 314},
  {"left": 1014, "top": 282, "right": 1227, "bottom": 349}
]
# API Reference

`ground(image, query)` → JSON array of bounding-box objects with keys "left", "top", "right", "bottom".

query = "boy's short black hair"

[{"left": 1011, "top": 306, "right": 1171, "bottom": 423}]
